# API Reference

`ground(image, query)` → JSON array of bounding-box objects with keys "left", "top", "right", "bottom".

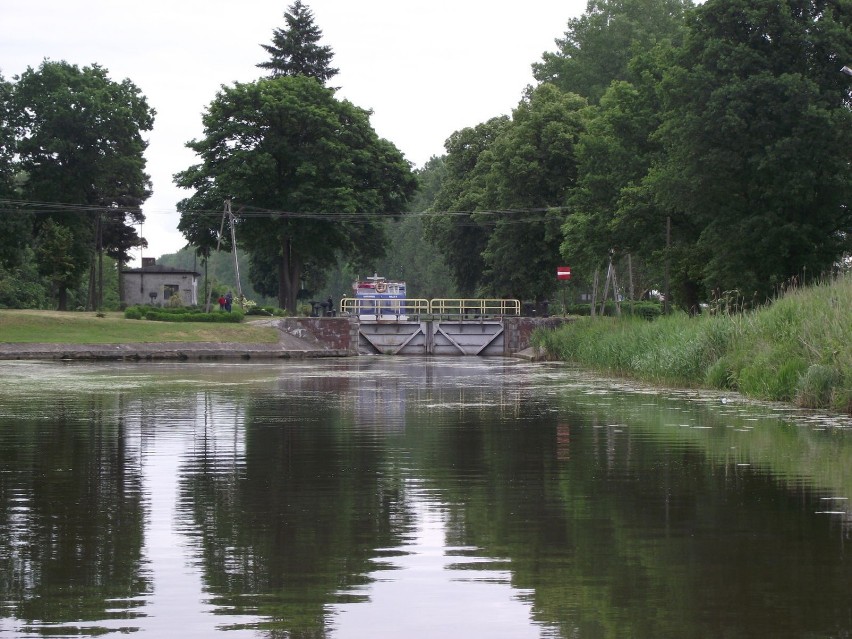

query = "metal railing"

[
  {"left": 340, "top": 298, "right": 521, "bottom": 320},
  {"left": 429, "top": 298, "right": 521, "bottom": 318},
  {"left": 340, "top": 297, "right": 429, "bottom": 319}
]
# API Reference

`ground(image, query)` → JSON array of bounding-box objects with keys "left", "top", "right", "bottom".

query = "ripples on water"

[{"left": 0, "top": 358, "right": 850, "bottom": 638}]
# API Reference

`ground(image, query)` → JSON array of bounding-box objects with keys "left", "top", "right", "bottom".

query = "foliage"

[
  {"left": 0, "top": 249, "right": 50, "bottom": 309},
  {"left": 124, "top": 305, "right": 245, "bottom": 323},
  {"left": 564, "top": 300, "right": 662, "bottom": 319},
  {"left": 257, "top": 0, "right": 338, "bottom": 84},
  {"left": 562, "top": 47, "right": 682, "bottom": 303},
  {"left": 427, "top": 85, "right": 588, "bottom": 301},
  {"left": 650, "top": 0, "right": 852, "bottom": 301},
  {"left": 7, "top": 60, "right": 154, "bottom": 309},
  {"left": 0, "top": 72, "right": 14, "bottom": 200},
  {"left": 424, "top": 117, "right": 508, "bottom": 296},
  {"left": 533, "top": 0, "right": 694, "bottom": 104},
  {"left": 476, "top": 85, "right": 587, "bottom": 301},
  {"left": 535, "top": 273, "right": 852, "bottom": 413},
  {"left": 176, "top": 75, "right": 416, "bottom": 313},
  {"left": 156, "top": 247, "right": 277, "bottom": 307}
]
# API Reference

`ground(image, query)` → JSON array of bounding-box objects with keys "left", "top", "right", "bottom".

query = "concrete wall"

[
  {"left": 503, "top": 317, "right": 574, "bottom": 355},
  {"left": 123, "top": 272, "right": 198, "bottom": 306},
  {"left": 279, "top": 317, "right": 359, "bottom": 356},
  {"left": 275, "top": 316, "right": 572, "bottom": 357}
]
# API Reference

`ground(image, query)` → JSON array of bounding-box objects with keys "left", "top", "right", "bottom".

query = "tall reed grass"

[{"left": 532, "top": 272, "right": 852, "bottom": 414}]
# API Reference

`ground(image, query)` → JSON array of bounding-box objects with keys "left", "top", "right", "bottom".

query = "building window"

[{"left": 163, "top": 284, "right": 180, "bottom": 300}]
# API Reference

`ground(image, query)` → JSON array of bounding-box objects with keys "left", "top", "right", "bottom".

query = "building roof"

[{"left": 121, "top": 265, "right": 201, "bottom": 277}]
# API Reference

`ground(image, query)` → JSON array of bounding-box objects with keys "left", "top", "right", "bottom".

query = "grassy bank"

[
  {"left": 533, "top": 273, "right": 852, "bottom": 414},
  {"left": 0, "top": 310, "right": 279, "bottom": 344}
]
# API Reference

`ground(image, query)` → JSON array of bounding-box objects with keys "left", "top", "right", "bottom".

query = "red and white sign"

[{"left": 557, "top": 266, "right": 572, "bottom": 280}]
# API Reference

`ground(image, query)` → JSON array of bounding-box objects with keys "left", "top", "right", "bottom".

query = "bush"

[
  {"left": 124, "top": 305, "right": 244, "bottom": 323},
  {"left": 564, "top": 300, "right": 662, "bottom": 319}
]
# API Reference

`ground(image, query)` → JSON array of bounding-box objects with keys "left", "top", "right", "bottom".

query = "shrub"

[
  {"left": 796, "top": 365, "right": 841, "bottom": 409},
  {"left": 123, "top": 305, "right": 244, "bottom": 323}
]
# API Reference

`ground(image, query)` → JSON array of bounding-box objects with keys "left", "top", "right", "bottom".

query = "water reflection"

[{"left": 0, "top": 358, "right": 850, "bottom": 638}]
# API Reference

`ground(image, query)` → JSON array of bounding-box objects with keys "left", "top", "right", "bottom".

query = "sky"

[{"left": 1, "top": 0, "right": 587, "bottom": 264}]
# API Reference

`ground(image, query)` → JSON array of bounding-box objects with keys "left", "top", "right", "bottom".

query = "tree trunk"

[
  {"left": 117, "top": 259, "right": 125, "bottom": 307},
  {"left": 279, "top": 237, "right": 302, "bottom": 314}
]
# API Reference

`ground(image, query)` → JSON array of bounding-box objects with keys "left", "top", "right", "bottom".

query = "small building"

[{"left": 121, "top": 258, "right": 201, "bottom": 307}]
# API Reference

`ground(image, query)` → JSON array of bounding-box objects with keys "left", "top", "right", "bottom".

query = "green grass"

[
  {"left": 533, "top": 272, "right": 852, "bottom": 414},
  {"left": 0, "top": 310, "right": 279, "bottom": 344}
]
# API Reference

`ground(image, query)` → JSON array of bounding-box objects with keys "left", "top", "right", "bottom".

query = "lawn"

[{"left": 0, "top": 310, "right": 279, "bottom": 344}]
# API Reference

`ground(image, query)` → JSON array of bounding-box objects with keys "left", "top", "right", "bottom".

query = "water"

[{"left": 0, "top": 358, "right": 850, "bottom": 638}]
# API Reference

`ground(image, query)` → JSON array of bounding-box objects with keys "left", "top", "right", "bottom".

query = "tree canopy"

[
  {"left": 175, "top": 75, "right": 415, "bottom": 312},
  {"left": 3, "top": 60, "right": 153, "bottom": 309},
  {"left": 423, "top": 0, "right": 850, "bottom": 311},
  {"left": 257, "top": 0, "right": 338, "bottom": 84},
  {"left": 650, "top": 0, "right": 852, "bottom": 301},
  {"left": 533, "top": 0, "right": 694, "bottom": 104}
]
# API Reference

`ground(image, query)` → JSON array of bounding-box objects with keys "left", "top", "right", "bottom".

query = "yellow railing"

[
  {"left": 340, "top": 297, "right": 429, "bottom": 318},
  {"left": 429, "top": 298, "right": 521, "bottom": 318},
  {"left": 340, "top": 298, "right": 521, "bottom": 319}
]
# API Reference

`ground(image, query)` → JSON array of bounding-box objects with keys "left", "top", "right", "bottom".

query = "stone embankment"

[
  {"left": 0, "top": 316, "right": 563, "bottom": 361},
  {"left": 0, "top": 317, "right": 358, "bottom": 361}
]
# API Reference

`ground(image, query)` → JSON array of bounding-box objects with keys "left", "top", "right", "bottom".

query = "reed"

[{"left": 533, "top": 273, "right": 852, "bottom": 413}]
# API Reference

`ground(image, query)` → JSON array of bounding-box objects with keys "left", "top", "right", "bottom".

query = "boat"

[{"left": 352, "top": 274, "right": 407, "bottom": 319}]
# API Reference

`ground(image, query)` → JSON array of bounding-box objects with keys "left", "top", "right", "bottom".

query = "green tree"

[
  {"left": 257, "top": 0, "right": 338, "bottom": 84},
  {"left": 0, "top": 73, "right": 34, "bottom": 273},
  {"left": 0, "top": 72, "right": 13, "bottom": 198},
  {"left": 534, "top": 0, "right": 693, "bottom": 104},
  {"left": 651, "top": 0, "right": 852, "bottom": 301},
  {"left": 562, "top": 40, "right": 703, "bottom": 308},
  {"left": 477, "top": 84, "right": 587, "bottom": 301},
  {"left": 425, "top": 117, "right": 509, "bottom": 296},
  {"left": 34, "top": 219, "right": 85, "bottom": 309},
  {"left": 9, "top": 61, "right": 154, "bottom": 309},
  {"left": 176, "top": 76, "right": 415, "bottom": 313}
]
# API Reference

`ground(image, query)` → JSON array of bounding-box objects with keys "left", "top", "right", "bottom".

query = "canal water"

[{"left": 0, "top": 358, "right": 850, "bottom": 638}]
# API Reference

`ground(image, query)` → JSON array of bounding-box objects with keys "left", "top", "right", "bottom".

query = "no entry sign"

[{"left": 557, "top": 266, "right": 572, "bottom": 280}]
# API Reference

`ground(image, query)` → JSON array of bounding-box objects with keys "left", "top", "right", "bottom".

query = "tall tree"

[
  {"left": 651, "top": 0, "right": 852, "bottom": 300},
  {"left": 478, "top": 84, "right": 587, "bottom": 301},
  {"left": 258, "top": 1, "right": 339, "bottom": 84},
  {"left": 533, "top": 0, "right": 693, "bottom": 104},
  {"left": 0, "top": 72, "right": 32, "bottom": 272},
  {"left": 0, "top": 72, "right": 13, "bottom": 199},
  {"left": 424, "top": 117, "right": 509, "bottom": 296},
  {"left": 175, "top": 76, "right": 415, "bottom": 313},
  {"left": 561, "top": 39, "right": 705, "bottom": 309},
  {"left": 10, "top": 61, "right": 153, "bottom": 309}
]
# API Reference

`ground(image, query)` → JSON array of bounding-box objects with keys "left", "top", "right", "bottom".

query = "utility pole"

[{"left": 225, "top": 200, "right": 244, "bottom": 302}]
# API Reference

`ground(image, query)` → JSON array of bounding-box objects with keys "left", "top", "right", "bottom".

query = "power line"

[{"left": 0, "top": 198, "right": 573, "bottom": 225}]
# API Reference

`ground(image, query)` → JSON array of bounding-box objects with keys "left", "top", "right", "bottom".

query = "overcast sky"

[{"left": 1, "top": 0, "right": 586, "bottom": 263}]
